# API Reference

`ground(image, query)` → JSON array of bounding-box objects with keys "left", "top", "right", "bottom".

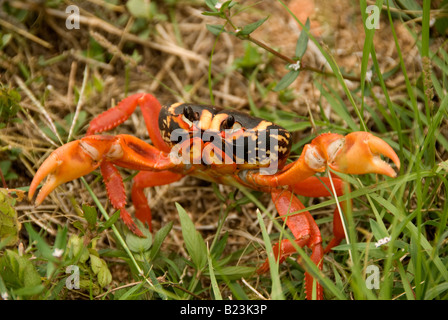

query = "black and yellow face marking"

[{"left": 158, "top": 103, "right": 292, "bottom": 169}]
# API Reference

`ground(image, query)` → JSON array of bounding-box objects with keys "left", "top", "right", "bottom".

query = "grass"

[{"left": 0, "top": 0, "right": 447, "bottom": 301}]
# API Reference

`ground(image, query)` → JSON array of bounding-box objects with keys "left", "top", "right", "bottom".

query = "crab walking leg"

[
  {"left": 87, "top": 93, "right": 171, "bottom": 153},
  {"left": 131, "top": 171, "right": 184, "bottom": 231},
  {"left": 100, "top": 161, "right": 145, "bottom": 237},
  {"left": 291, "top": 176, "right": 349, "bottom": 253},
  {"left": 257, "top": 189, "right": 324, "bottom": 300},
  {"left": 86, "top": 94, "right": 145, "bottom": 135}
]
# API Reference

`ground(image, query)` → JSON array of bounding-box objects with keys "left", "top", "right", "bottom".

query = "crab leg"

[
  {"left": 131, "top": 170, "right": 183, "bottom": 231},
  {"left": 258, "top": 189, "right": 324, "bottom": 300},
  {"left": 87, "top": 93, "right": 171, "bottom": 153},
  {"left": 28, "top": 134, "right": 178, "bottom": 235},
  {"left": 291, "top": 176, "right": 349, "bottom": 253}
]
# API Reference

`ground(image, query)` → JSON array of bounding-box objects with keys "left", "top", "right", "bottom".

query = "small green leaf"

[
  {"left": 72, "top": 221, "right": 85, "bottom": 233},
  {"left": 205, "top": 0, "right": 218, "bottom": 10},
  {"left": 0, "top": 250, "right": 42, "bottom": 292},
  {"left": 126, "top": 220, "right": 152, "bottom": 253},
  {"left": 79, "top": 279, "right": 101, "bottom": 296},
  {"left": 238, "top": 16, "right": 268, "bottom": 36},
  {"left": 0, "top": 189, "right": 20, "bottom": 246},
  {"left": 0, "top": 85, "right": 21, "bottom": 122},
  {"left": 295, "top": 18, "right": 310, "bottom": 58},
  {"left": 82, "top": 204, "right": 97, "bottom": 229},
  {"left": 90, "top": 254, "right": 103, "bottom": 275},
  {"left": 206, "top": 24, "right": 226, "bottom": 36},
  {"left": 149, "top": 221, "right": 173, "bottom": 260},
  {"left": 97, "top": 262, "right": 112, "bottom": 288},
  {"left": 219, "top": 0, "right": 237, "bottom": 12},
  {"left": 68, "top": 234, "right": 89, "bottom": 263},
  {"left": 0, "top": 34, "right": 12, "bottom": 50},
  {"left": 210, "top": 232, "right": 228, "bottom": 260},
  {"left": 176, "top": 202, "right": 207, "bottom": 270},
  {"left": 99, "top": 209, "right": 120, "bottom": 231},
  {"left": 273, "top": 69, "right": 301, "bottom": 91},
  {"left": 25, "top": 223, "right": 57, "bottom": 262},
  {"left": 0, "top": 161, "right": 18, "bottom": 181}
]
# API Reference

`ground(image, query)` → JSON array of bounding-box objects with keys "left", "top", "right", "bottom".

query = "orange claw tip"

[
  {"left": 329, "top": 132, "right": 400, "bottom": 177},
  {"left": 367, "top": 134, "right": 401, "bottom": 172},
  {"left": 28, "top": 152, "right": 61, "bottom": 204}
]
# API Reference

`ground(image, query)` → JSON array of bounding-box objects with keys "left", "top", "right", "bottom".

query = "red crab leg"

[
  {"left": 87, "top": 93, "right": 171, "bottom": 153},
  {"left": 28, "top": 134, "right": 178, "bottom": 235},
  {"left": 245, "top": 131, "right": 400, "bottom": 187},
  {"left": 131, "top": 170, "right": 184, "bottom": 231},
  {"left": 99, "top": 161, "right": 145, "bottom": 236},
  {"left": 258, "top": 189, "right": 324, "bottom": 300},
  {"left": 291, "top": 176, "right": 349, "bottom": 253}
]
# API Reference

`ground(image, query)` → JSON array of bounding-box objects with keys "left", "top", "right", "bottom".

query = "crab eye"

[
  {"left": 221, "top": 115, "right": 242, "bottom": 132},
  {"left": 221, "top": 115, "right": 235, "bottom": 130},
  {"left": 182, "top": 106, "right": 195, "bottom": 126}
]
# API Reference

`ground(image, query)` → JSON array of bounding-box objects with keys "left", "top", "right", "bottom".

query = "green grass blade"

[
  {"left": 176, "top": 202, "right": 208, "bottom": 270},
  {"left": 207, "top": 245, "right": 223, "bottom": 300},
  {"left": 256, "top": 209, "right": 284, "bottom": 300}
]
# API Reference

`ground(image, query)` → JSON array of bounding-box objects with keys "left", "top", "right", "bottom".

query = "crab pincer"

[
  {"left": 29, "top": 138, "right": 105, "bottom": 206},
  {"left": 319, "top": 131, "right": 400, "bottom": 177},
  {"left": 28, "top": 134, "right": 177, "bottom": 237}
]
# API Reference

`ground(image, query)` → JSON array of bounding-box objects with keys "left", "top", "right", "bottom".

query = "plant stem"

[
  {"left": 245, "top": 35, "right": 296, "bottom": 64},
  {"left": 223, "top": 10, "right": 389, "bottom": 87}
]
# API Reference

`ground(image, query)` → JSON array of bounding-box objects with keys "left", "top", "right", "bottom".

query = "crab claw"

[
  {"left": 28, "top": 136, "right": 118, "bottom": 205},
  {"left": 322, "top": 132, "right": 400, "bottom": 177}
]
